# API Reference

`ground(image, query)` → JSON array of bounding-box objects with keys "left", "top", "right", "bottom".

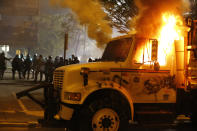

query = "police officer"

[
  {"left": 20, "top": 54, "right": 25, "bottom": 77},
  {"left": 58, "top": 57, "right": 64, "bottom": 67},
  {"left": 34, "top": 55, "right": 45, "bottom": 82},
  {"left": 54, "top": 56, "right": 59, "bottom": 68},
  {"left": 23, "top": 54, "right": 32, "bottom": 80},
  {"left": 12, "top": 55, "right": 21, "bottom": 80},
  {"left": 88, "top": 58, "right": 93, "bottom": 62},
  {"left": 31, "top": 54, "right": 37, "bottom": 79},
  {"left": 0, "top": 52, "right": 11, "bottom": 79},
  {"left": 45, "top": 56, "right": 54, "bottom": 82},
  {"left": 73, "top": 56, "right": 80, "bottom": 64}
]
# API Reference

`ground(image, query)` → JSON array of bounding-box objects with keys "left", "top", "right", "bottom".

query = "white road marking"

[
  {"left": 12, "top": 92, "right": 28, "bottom": 112},
  {"left": 12, "top": 92, "right": 44, "bottom": 117}
]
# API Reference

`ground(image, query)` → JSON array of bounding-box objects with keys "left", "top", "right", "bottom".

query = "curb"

[
  {"left": 0, "top": 121, "right": 39, "bottom": 127},
  {"left": 0, "top": 81, "right": 38, "bottom": 85},
  {"left": 0, "top": 83, "right": 35, "bottom": 85},
  {"left": 0, "top": 83, "right": 37, "bottom": 86}
]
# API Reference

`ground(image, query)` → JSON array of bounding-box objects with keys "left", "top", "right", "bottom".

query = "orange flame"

[
  {"left": 157, "top": 13, "right": 183, "bottom": 65},
  {"left": 135, "top": 13, "right": 185, "bottom": 66}
]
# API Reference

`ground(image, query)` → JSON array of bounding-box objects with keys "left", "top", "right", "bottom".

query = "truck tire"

[{"left": 73, "top": 97, "right": 130, "bottom": 131}]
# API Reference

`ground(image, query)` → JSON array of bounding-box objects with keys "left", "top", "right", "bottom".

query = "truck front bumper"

[{"left": 57, "top": 102, "right": 81, "bottom": 121}]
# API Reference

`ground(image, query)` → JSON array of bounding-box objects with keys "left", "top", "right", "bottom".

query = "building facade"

[{"left": 0, "top": 0, "right": 39, "bottom": 57}]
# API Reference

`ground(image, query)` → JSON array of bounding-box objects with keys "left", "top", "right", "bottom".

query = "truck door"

[{"left": 122, "top": 37, "right": 177, "bottom": 104}]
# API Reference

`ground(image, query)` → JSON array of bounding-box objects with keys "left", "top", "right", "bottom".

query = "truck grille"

[{"left": 53, "top": 70, "right": 64, "bottom": 89}]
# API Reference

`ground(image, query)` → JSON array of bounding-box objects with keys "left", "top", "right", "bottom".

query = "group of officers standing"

[{"left": 0, "top": 52, "right": 80, "bottom": 82}]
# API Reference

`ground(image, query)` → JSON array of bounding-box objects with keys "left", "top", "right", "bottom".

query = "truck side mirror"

[
  {"left": 80, "top": 67, "right": 90, "bottom": 86},
  {"left": 150, "top": 39, "right": 160, "bottom": 70},
  {"left": 151, "top": 39, "right": 158, "bottom": 61}
]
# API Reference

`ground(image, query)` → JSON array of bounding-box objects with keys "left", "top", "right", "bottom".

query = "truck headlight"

[{"left": 64, "top": 92, "right": 81, "bottom": 101}]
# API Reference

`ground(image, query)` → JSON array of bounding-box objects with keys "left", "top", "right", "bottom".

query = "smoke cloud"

[
  {"left": 50, "top": 0, "right": 112, "bottom": 47},
  {"left": 132, "top": 0, "right": 190, "bottom": 38}
]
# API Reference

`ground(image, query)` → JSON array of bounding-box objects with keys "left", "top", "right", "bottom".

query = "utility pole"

[{"left": 64, "top": 33, "right": 68, "bottom": 65}]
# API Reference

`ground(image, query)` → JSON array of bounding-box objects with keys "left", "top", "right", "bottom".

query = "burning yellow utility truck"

[{"left": 51, "top": 17, "right": 197, "bottom": 131}]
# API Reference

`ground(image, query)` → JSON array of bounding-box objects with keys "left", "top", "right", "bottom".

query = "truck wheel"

[
  {"left": 74, "top": 98, "right": 130, "bottom": 131},
  {"left": 91, "top": 108, "right": 120, "bottom": 131}
]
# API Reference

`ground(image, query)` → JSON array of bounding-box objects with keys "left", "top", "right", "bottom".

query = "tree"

[
  {"left": 191, "top": 0, "right": 197, "bottom": 19},
  {"left": 101, "top": 0, "right": 138, "bottom": 33},
  {"left": 101, "top": 0, "right": 197, "bottom": 33},
  {"left": 33, "top": 12, "right": 82, "bottom": 57}
]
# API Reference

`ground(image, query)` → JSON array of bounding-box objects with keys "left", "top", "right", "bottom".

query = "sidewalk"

[
  {"left": 0, "top": 79, "right": 37, "bottom": 85},
  {"left": 0, "top": 69, "right": 42, "bottom": 85}
]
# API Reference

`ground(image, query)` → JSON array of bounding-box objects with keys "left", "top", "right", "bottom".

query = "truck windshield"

[{"left": 101, "top": 37, "right": 132, "bottom": 62}]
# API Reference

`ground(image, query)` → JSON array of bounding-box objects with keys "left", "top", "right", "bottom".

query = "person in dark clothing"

[
  {"left": 73, "top": 56, "right": 80, "bottom": 64},
  {"left": 31, "top": 54, "right": 37, "bottom": 79},
  {"left": 69, "top": 54, "right": 80, "bottom": 64},
  {"left": 20, "top": 53, "right": 24, "bottom": 61},
  {"left": 12, "top": 55, "right": 22, "bottom": 80},
  {"left": 0, "top": 52, "right": 11, "bottom": 79},
  {"left": 54, "top": 56, "right": 59, "bottom": 68},
  {"left": 45, "top": 56, "right": 54, "bottom": 82},
  {"left": 58, "top": 57, "right": 64, "bottom": 67},
  {"left": 68, "top": 58, "right": 72, "bottom": 65},
  {"left": 20, "top": 53, "right": 25, "bottom": 78},
  {"left": 88, "top": 58, "right": 93, "bottom": 62},
  {"left": 23, "top": 54, "right": 32, "bottom": 80},
  {"left": 71, "top": 54, "right": 75, "bottom": 61},
  {"left": 65, "top": 59, "right": 69, "bottom": 65},
  {"left": 34, "top": 55, "right": 45, "bottom": 82}
]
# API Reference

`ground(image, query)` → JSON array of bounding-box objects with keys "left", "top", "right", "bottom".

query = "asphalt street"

[{"left": 0, "top": 70, "right": 54, "bottom": 129}]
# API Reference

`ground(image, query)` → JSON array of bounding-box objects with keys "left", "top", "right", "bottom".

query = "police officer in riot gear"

[
  {"left": 23, "top": 54, "right": 32, "bottom": 80},
  {"left": 45, "top": 56, "right": 54, "bottom": 82},
  {"left": 0, "top": 52, "right": 11, "bottom": 79},
  {"left": 34, "top": 55, "right": 45, "bottom": 82},
  {"left": 31, "top": 54, "right": 37, "bottom": 79},
  {"left": 12, "top": 55, "right": 22, "bottom": 79}
]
